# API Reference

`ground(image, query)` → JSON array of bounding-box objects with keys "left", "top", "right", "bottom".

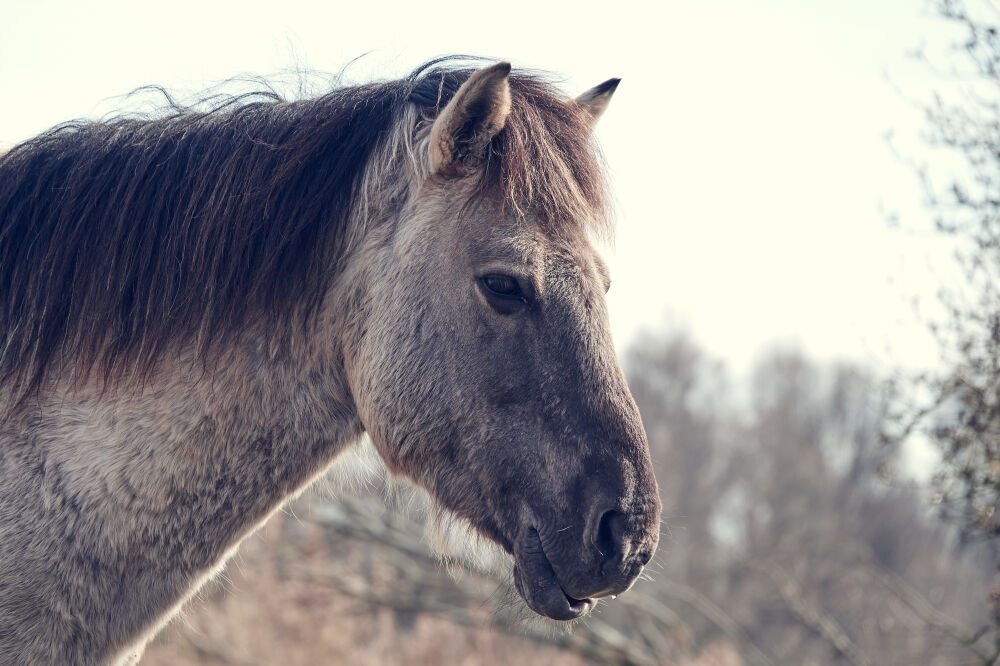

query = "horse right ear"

[
  {"left": 430, "top": 62, "right": 512, "bottom": 176},
  {"left": 576, "top": 78, "right": 621, "bottom": 127}
]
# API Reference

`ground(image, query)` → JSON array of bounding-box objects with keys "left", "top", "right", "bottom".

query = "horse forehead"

[
  {"left": 488, "top": 232, "right": 601, "bottom": 291},
  {"left": 450, "top": 204, "right": 604, "bottom": 281},
  {"left": 542, "top": 237, "right": 604, "bottom": 285},
  {"left": 465, "top": 231, "right": 540, "bottom": 266}
]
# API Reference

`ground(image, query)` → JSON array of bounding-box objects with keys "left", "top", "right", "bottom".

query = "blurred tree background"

[
  {"left": 888, "top": 0, "right": 1000, "bottom": 545},
  {"left": 138, "top": 1, "right": 1000, "bottom": 664}
]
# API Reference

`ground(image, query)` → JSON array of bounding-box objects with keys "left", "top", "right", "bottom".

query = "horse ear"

[
  {"left": 576, "top": 78, "right": 621, "bottom": 126},
  {"left": 430, "top": 62, "right": 512, "bottom": 176}
]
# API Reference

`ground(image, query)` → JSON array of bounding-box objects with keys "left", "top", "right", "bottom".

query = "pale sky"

[{"left": 1, "top": 0, "right": 965, "bottom": 374}]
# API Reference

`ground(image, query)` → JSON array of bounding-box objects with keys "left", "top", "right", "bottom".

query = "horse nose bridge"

[
  {"left": 582, "top": 425, "right": 658, "bottom": 513},
  {"left": 575, "top": 349, "right": 646, "bottom": 442},
  {"left": 547, "top": 309, "right": 644, "bottom": 447},
  {"left": 574, "top": 379, "right": 646, "bottom": 457}
]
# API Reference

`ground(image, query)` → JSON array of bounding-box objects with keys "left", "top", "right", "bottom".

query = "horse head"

[{"left": 345, "top": 63, "right": 661, "bottom": 620}]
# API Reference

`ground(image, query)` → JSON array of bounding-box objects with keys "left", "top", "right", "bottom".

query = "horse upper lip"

[{"left": 513, "top": 526, "right": 594, "bottom": 621}]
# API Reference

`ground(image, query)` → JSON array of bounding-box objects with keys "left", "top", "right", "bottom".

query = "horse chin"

[{"left": 512, "top": 526, "right": 594, "bottom": 621}]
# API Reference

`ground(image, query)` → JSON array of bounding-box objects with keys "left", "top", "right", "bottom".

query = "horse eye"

[
  {"left": 481, "top": 275, "right": 522, "bottom": 298},
  {"left": 477, "top": 274, "right": 528, "bottom": 314}
]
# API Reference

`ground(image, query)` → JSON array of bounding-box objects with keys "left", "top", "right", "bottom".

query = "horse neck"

[
  {"left": 45, "top": 99, "right": 442, "bottom": 498},
  {"left": 0, "top": 108, "right": 434, "bottom": 665},
  {"left": 14, "top": 117, "right": 426, "bottom": 561}
]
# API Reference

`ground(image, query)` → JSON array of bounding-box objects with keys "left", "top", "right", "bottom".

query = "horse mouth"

[{"left": 512, "top": 526, "right": 594, "bottom": 621}]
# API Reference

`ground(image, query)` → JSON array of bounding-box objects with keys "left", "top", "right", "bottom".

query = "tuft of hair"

[
  {"left": 424, "top": 500, "right": 512, "bottom": 581},
  {"left": 315, "top": 436, "right": 387, "bottom": 497},
  {"left": 0, "top": 57, "right": 612, "bottom": 407}
]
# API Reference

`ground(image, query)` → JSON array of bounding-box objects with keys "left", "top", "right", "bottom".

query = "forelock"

[{"left": 407, "top": 61, "right": 614, "bottom": 241}]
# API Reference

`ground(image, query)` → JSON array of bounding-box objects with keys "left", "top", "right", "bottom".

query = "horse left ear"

[
  {"left": 576, "top": 78, "right": 621, "bottom": 126},
  {"left": 430, "top": 62, "right": 512, "bottom": 176}
]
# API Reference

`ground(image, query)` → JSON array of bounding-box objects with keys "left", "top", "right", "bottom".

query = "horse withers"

[{"left": 0, "top": 60, "right": 660, "bottom": 664}]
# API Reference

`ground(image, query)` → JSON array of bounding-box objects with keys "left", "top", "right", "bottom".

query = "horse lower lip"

[{"left": 514, "top": 527, "right": 594, "bottom": 621}]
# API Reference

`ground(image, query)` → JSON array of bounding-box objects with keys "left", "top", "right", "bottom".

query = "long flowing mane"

[{"left": 0, "top": 58, "right": 609, "bottom": 405}]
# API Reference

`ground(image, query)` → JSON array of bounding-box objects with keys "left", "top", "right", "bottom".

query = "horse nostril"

[{"left": 594, "top": 509, "right": 625, "bottom": 569}]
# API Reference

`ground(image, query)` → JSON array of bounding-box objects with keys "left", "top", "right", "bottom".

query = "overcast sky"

[{"left": 1, "top": 0, "right": 966, "bottom": 374}]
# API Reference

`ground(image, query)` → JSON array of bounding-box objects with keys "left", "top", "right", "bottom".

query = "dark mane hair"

[{"left": 0, "top": 58, "right": 609, "bottom": 404}]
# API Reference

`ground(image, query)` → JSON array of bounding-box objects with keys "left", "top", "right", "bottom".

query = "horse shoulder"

[{"left": 0, "top": 357, "right": 361, "bottom": 664}]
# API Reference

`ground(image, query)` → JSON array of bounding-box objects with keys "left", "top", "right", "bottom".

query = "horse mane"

[{"left": 0, "top": 57, "right": 610, "bottom": 404}]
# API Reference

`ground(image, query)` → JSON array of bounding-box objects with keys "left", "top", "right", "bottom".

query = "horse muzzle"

[{"left": 511, "top": 513, "right": 656, "bottom": 621}]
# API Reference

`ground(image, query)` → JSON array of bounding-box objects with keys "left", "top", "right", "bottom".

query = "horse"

[{"left": 0, "top": 58, "right": 661, "bottom": 664}]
